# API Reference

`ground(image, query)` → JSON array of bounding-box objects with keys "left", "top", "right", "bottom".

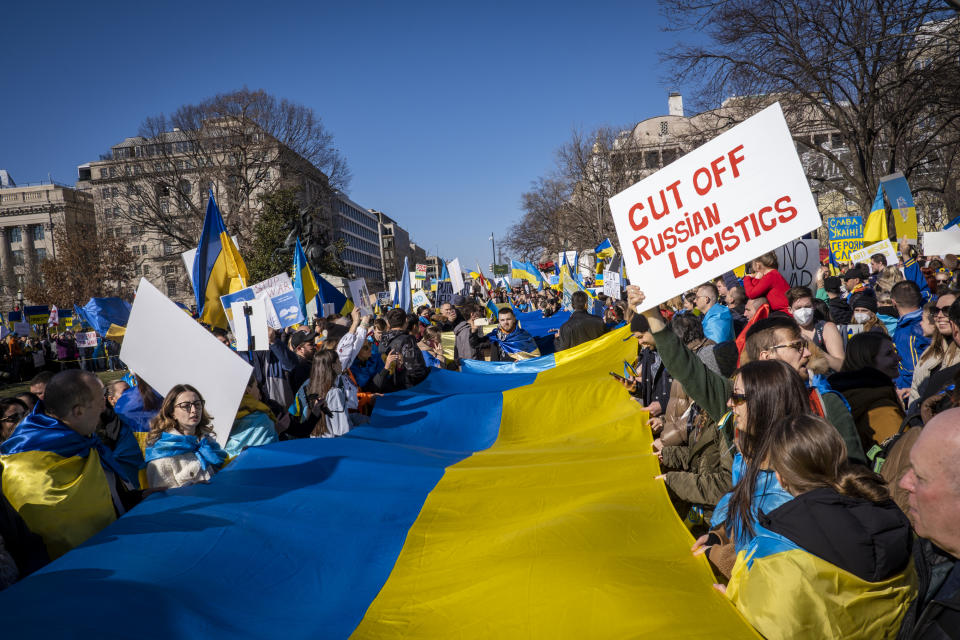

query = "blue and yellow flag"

[
  {"left": 398, "top": 256, "right": 412, "bottom": 313},
  {"left": 863, "top": 184, "right": 889, "bottom": 243},
  {"left": 0, "top": 328, "right": 758, "bottom": 638},
  {"left": 316, "top": 273, "right": 354, "bottom": 317},
  {"left": 78, "top": 297, "right": 132, "bottom": 337},
  {"left": 292, "top": 237, "right": 320, "bottom": 320},
  {"left": 595, "top": 238, "right": 615, "bottom": 261},
  {"left": 0, "top": 407, "right": 128, "bottom": 559},
  {"left": 882, "top": 173, "right": 918, "bottom": 240},
  {"left": 192, "top": 192, "right": 249, "bottom": 329}
]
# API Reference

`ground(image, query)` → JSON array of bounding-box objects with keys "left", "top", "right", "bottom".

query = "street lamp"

[
  {"left": 489, "top": 233, "right": 496, "bottom": 270},
  {"left": 16, "top": 288, "right": 24, "bottom": 311}
]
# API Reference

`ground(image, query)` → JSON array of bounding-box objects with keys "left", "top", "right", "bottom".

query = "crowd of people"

[
  {"left": 0, "top": 328, "right": 122, "bottom": 384},
  {"left": 0, "top": 236, "right": 958, "bottom": 639}
]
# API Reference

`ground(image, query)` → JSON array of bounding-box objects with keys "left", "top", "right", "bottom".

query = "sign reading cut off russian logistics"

[{"left": 608, "top": 103, "right": 822, "bottom": 311}]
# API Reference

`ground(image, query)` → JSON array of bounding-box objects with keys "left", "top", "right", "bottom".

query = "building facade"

[
  {"left": 0, "top": 174, "right": 96, "bottom": 307},
  {"left": 333, "top": 194, "right": 383, "bottom": 292},
  {"left": 76, "top": 119, "right": 335, "bottom": 305}
]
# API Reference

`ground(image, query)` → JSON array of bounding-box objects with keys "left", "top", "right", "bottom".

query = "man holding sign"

[{"left": 608, "top": 103, "right": 821, "bottom": 312}]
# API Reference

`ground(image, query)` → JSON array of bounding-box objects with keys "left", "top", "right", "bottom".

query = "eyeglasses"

[
  {"left": 771, "top": 339, "right": 808, "bottom": 354},
  {"left": 935, "top": 306, "right": 951, "bottom": 316},
  {"left": 175, "top": 401, "right": 204, "bottom": 412},
  {"left": 729, "top": 392, "right": 748, "bottom": 406},
  {"left": 1, "top": 413, "right": 24, "bottom": 424}
]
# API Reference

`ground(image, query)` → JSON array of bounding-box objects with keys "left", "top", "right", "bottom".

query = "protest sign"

[
  {"left": 774, "top": 239, "right": 819, "bottom": 288},
  {"left": 75, "top": 331, "right": 98, "bottom": 348},
  {"left": 602, "top": 271, "right": 621, "bottom": 298},
  {"left": 608, "top": 103, "right": 821, "bottom": 311},
  {"left": 850, "top": 239, "right": 898, "bottom": 266},
  {"left": 0, "top": 325, "right": 7, "bottom": 340},
  {"left": 411, "top": 289, "right": 430, "bottom": 309},
  {"left": 448, "top": 258, "right": 465, "bottom": 294},
  {"left": 415, "top": 264, "right": 427, "bottom": 281},
  {"left": 435, "top": 281, "right": 454, "bottom": 307},
  {"left": 347, "top": 278, "right": 373, "bottom": 316},
  {"left": 13, "top": 322, "right": 32, "bottom": 336},
  {"left": 24, "top": 305, "right": 49, "bottom": 325},
  {"left": 377, "top": 291, "right": 392, "bottom": 308},
  {"left": 827, "top": 216, "right": 863, "bottom": 263},
  {"left": 220, "top": 273, "right": 303, "bottom": 332},
  {"left": 922, "top": 227, "right": 960, "bottom": 257},
  {"left": 122, "top": 278, "right": 252, "bottom": 445},
  {"left": 231, "top": 298, "right": 269, "bottom": 352}
]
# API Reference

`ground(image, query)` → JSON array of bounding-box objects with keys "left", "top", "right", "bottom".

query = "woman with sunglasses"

[{"left": 144, "top": 385, "right": 227, "bottom": 490}]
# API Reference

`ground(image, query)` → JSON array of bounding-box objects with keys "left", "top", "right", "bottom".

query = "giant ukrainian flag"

[
  {"left": 0, "top": 327, "right": 757, "bottom": 638},
  {"left": 192, "top": 192, "right": 249, "bottom": 329}
]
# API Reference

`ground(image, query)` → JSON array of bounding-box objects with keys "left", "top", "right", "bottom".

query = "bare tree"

[
  {"left": 25, "top": 225, "right": 136, "bottom": 307},
  {"left": 506, "top": 127, "right": 644, "bottom": 261},
  {"left": 102, "top": 88, "right": 350, "bottom": 252},
  {"left": 660, "top": 0, "right": 960, "bottom": 225}
]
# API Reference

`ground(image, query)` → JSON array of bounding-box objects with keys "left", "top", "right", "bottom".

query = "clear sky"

[{"left": 0, "top": 1, "right": 700, "bottom": 279}]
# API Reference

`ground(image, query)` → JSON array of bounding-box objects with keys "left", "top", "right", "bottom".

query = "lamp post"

[
  {"left": 489, "top": 233, "right": 496, "bottom": 270},
  {"left": 16, "top": 288, "right": 24, "bottom": 311}
]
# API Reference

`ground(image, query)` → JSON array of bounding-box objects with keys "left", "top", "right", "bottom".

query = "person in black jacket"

[
  {"left": 896, "top": 407, "right": 960, "bottom": 640},
  {"left": 373, "top": 308, "right": 429, "bottom": 392},
  {"left": 555, "top": 291, "right": 606, "bottom": 351},
  {"left": 824, "top": 276, "right": 854, "bottom": 325}
]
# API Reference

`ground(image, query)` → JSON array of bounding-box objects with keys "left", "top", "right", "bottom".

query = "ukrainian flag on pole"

[
  {"left": 594, "top": 238, "right": 615, "bottom": 261},
  {"left": 292, "top": 237, "right": 320, "bottom": 320},
  {"left": 192, "top": 192, "right": 249, "bottom": 329},
  {"left": 316, "top": 274, "right": 354, "bottom": 317},
  {"left": 862, "top": 184, "right": 889, "bottom": 243}
]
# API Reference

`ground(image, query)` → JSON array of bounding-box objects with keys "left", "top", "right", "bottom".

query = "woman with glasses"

[
  {"left": 909, "top": 292, "right": 960, "bottom": 405},
  {"left": 144, "top": 385, "right": 227, "bottom": 489}
]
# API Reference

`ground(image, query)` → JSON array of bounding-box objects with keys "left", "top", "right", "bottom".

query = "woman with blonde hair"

[
  {"left": 144, "top": 385, "right": 227, "bottom": 489},
  {"left": 724, "top": 414, "right": 915, "bottom": 640}
]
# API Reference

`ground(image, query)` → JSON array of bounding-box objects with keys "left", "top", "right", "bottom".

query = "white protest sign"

[
  {"left": 448, "top": 258, "right": 465, "bottom": 295},
  {"left": 411, "top": 289, "right": 430, "bottom": 309},
  {"left": 922, "top": 227, "right": 960, "bottom": 257},
  {"left": 602, "top": 270, "right": 621, "bottom": 298},
  {"left": 0, "top": 325, "right": 8, "bottom": 340},
  {"left": 609, "top": 103, "right": 821, "bottom": 311},
  {"left": 347, "top": 278, "right": 373, "bottom": 317},
  {"left": 122, "top": 278, "right": 252, "bottom": 445},
  {"left": 774, "top": 239, "right": 820, "bottom": 288},
  {"left": 75, "top": 331, "right": 99, "bottom": 348},
  {"left": 850, "top": 239, "right": 899, "bottom": 266},
  {"left": 13, "top": 322, "right": 32, "bottom": 336},
  {"left": 231, "top": 298, "right": 270, "bottom": 352},
  {"left": 220, "top": 273, "right": 303, "bottom": 332}
]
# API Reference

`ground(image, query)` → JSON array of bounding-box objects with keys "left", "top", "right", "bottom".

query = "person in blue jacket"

[{"left": 892, "top": 280, "right": 931, "bottom": 397}]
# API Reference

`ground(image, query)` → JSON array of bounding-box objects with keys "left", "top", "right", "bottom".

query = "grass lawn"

[{"left": 0, "top": 370, "right": 128, "bottom": 399}]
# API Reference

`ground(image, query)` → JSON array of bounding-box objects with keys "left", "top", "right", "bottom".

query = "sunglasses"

[
  {"left": 729, "top": 392, "right": 748, "bottom": 406},
  {"left": 935, "top": 306, "right": 951, "bottom": 316}
]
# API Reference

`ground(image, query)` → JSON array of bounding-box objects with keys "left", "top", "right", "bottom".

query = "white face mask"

[
  {"left": 853, "top": 311, "right": 871, "bottom": 324},
  {"left": 793, "top": 307, "right": 815, "bottom": 326}
]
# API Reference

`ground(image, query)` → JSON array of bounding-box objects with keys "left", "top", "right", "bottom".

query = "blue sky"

[{"left": 0, "top": 1, "right": 700, "bottom": 277}]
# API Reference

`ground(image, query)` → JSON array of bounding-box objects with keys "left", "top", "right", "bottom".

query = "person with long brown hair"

[
  {"left": 144, "top": 385, "right": 227, "bottom": 489},
  {"left": 723, "top": 414, "right": 915, "bottom": 640}
]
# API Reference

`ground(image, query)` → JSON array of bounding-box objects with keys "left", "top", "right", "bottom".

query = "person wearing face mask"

[
  {"left": 850, "top": 290, "right": 890, "bottom": 335},
  {"left": 828, "top": 332, "right": 904, "bottom": 455},
  {"left": 788, "top": 286, "right": 844, "bottom": 372}
]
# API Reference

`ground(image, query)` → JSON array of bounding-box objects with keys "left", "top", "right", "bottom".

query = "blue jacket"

[
  {"left": 701, "top": 303, "right": 734, "bottom": 344},
  {"left": 903, "top": 258, "right": 931, "bottom": 302},
  {"left": 894, "top": 308, "right": 931, "bottom": 389}
]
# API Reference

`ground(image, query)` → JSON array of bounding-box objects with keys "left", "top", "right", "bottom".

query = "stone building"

[
  {"left": 76, "top": 118, "right": 337, "bottom": 305},
  {"left": 0, "top": 173, "right": 96, "bottom": 307}
]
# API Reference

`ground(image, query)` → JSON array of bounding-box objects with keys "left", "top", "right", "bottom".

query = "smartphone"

[
  {"left": 623, "top": 360, "right": 638, "bottom": 378},
  {"left": 609, "top": 371, "right": 626, "bottom": 382},
  {"left": 473, "top": 318, "right": 489, "bottom": 327}
]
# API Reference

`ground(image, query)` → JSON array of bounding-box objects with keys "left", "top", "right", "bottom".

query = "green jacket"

[{"left": 654, "top": 328, "right": 734, "bottom": 510}]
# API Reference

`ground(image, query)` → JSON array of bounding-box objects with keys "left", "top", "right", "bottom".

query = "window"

[
  {"left": 660, "top": 122, "right": 668, "bottom": 136},
  {"left": 166, "top": 280, "right": 178, "bottom": 296},
  {"left": 32, "top": 226, "right": 43, "bottom": 241},
  {"left": 127, "top": 183, "right": 136, "bottom": 195},
  {"left": 35, "top": 248, "right": 46, "bottom": 261},
  {"left": 163, "top": 241, "right": 175, "bottom": 256},
  {"left": 111, "top": 187, "right": 119, "bottom": 198},
  {"left": 141, "top": 244, "right": 148, "bottom": 255},
  {"left": 163, "top": 265, "right": 178, "bottom": 275},
  {"left": 133, "top": 246, "right": 140, "bottom": 256},
  {"left": 109, "top": 166, "right": 117, "bottom": 178},
  {"left": 142, "top": 264, "right": 150, "bottom": 275},
  {"left": 13, "top": 250, "right": 23, "bottom": 266},
  {"left": 101, "top": 187, "right": 112, "bottom": 199},
  {"left": 99, "top": 168, "right": 109, "bottom": 178},
  {"left": 9, "top": 227, "right": 22, "bottom": 243}
]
